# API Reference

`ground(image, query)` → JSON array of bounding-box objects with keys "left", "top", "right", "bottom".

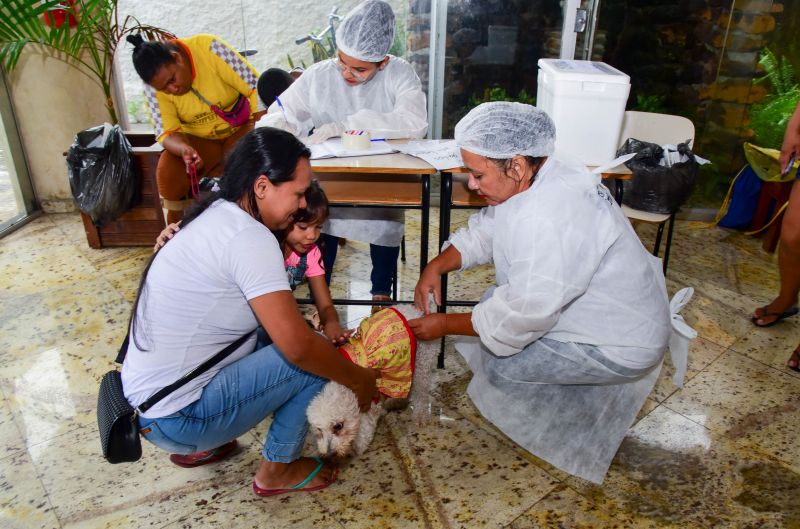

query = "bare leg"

[{"left": 753, "top": 180, "right": 800, "bottom": 325}]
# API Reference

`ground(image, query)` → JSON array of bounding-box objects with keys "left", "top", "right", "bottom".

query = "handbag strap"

[
  {"left": 138, "top": 331, "right": 255, "bottom": 414},
  {"left": 190, "top": 87, "right": 216, "bottom": 109}
]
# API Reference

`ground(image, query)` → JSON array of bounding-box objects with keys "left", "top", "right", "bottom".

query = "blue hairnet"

[
  {"left": 336, "top": 0, "right": 395, "bottom": 62},
  {"left": 455, "top": 102, "right": 556, "bottom": 159}
]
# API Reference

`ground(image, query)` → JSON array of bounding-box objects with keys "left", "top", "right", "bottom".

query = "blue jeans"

[
  {"left": 138, "top": 343, "right": 325, "bottom": 463},
  {"left": 321, "top": 233, "right": 399, "bottom": 296}
]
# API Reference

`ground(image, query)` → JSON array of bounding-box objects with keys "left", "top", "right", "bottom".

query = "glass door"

[
  {"left": 427, "top": 0, "right": 597, "bottom": 139},
  {"left": 0, "top": 70, "right": 37, "bottom": 236}
]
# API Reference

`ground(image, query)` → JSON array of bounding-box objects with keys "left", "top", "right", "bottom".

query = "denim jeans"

[
  {"left": 321, "top": 233, "right": 399, "bottom": 296},
  {"left": 138, "top": 342, "right": 325, "bottom": 463}
]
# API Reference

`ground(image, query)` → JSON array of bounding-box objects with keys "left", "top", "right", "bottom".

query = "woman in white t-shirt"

[{"left": 122, "top": 127, "right": 377, "bottom": 497}]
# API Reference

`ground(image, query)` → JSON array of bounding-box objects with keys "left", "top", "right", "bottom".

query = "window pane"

[{"left": 440, "top": 0, "right": 565, "bottom": 137}]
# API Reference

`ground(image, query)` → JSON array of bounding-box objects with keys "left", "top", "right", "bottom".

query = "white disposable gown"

[
  {"left": 257, "top": 57, "right": 428, "bottom": 246},
  {"left": 449, "top": 155, "right": 692, "bottom": 483}
]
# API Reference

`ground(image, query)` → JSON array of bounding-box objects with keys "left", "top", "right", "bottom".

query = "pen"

[
  {"left": 275, "top": 96, "right": 288, "bottom": 121},
  {"left": 371, "top": 138, "right": 386, "bottom": 142}
]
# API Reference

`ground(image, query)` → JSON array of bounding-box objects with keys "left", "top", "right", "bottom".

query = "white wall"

[{"left": 8, "top": 51, "right": 110, "bottom": 212}]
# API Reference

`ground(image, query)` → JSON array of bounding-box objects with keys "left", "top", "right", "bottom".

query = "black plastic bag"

[
  {"left": 67, "top": 124, "right": 139, "bottom": 226},
  {"left": 617, "top": 138, "right": 699, "bottom": 214}
]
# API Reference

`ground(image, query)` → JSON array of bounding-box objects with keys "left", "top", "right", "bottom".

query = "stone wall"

[{"left": 593, "top": 0, "right": 786, "bottom": 178}]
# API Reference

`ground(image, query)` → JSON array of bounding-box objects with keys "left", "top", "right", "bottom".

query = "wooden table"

[{"left": 310, "top": 142, "right": 437, "bottom": 307}]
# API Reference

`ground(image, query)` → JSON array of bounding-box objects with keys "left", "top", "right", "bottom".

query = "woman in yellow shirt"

[{"left": 128, "top": 34, "right": 266, "bottom": 223}]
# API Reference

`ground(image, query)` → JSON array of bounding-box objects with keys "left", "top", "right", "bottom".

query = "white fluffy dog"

[{"left": 306, "top": 304, "right": 438, "bottom": 459}]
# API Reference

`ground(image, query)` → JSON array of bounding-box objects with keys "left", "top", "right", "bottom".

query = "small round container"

[{"left": 342, "top": 130, "right": 372, "bottom": 150}]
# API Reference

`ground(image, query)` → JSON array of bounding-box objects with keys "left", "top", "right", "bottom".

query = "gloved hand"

[{"left": 305, "top": 121, "right": 345, "bottom": 145}]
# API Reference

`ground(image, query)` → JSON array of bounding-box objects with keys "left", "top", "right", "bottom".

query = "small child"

[{"left": 279, "top": 180, "right": 350, "bottom": 344}]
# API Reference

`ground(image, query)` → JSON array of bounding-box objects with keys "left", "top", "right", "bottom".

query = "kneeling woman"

[
  {"left": 122, "top": 128, "right": 376, "bottom": 496},
  {"left": 410, "top": 102, "right": 684, "bottom": 484}
]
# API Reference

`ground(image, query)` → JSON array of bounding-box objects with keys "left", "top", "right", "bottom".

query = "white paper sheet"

[
  {"left": 308, "top": 138, "right": 397, "bottom": 160},
  {"left": 393, "top": 140, "right": 464, "bottom": 170}
]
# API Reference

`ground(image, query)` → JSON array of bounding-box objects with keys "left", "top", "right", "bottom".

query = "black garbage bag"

[
  {"left": 66, "top": 124, "right": 139, "bottom": 226},
  {"left": 617, "top": 138, "right": 699, "bottom": 214}
]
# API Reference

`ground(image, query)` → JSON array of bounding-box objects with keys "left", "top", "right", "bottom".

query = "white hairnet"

[
  {"left": 336, "top": 0, "right": 395, "bottom": 62},
  {"left": 455, "top": 102, "right": 556, "bottom": 159}
]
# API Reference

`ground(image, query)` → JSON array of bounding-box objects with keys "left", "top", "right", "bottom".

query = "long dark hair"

[
  {"left": 128, "top": 128, "right": 311, "bottom": 351},
  {"left": 127, "top": 34, "right": 180, "bottom": 84}
]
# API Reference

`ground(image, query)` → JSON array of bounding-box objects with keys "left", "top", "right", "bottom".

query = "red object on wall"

[{"left": 42, "top": 1, "right": 79, "bottom": 28}]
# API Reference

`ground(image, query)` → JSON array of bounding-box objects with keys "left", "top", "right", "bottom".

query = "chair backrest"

[{"left": 618, "top": 111, "right": 695, "bottom": 148}]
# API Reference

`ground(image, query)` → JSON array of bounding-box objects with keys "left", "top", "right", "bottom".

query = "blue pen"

[
  {"left": 275, "top": 96, "right": 288, "bottom": 120},
  {"left": 371, "top": 138, "right": 386, "bottom": 142}
]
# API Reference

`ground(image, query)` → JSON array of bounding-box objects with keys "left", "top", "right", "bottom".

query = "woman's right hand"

[
  {"left": 181, "top": 145, "right": 204, "bottom": 172},
  {"left": 154, "top": 221, "right": 181, "bottom": 252},
  {"left": 349, "top": 367, "right": 379, "bottom": 412},
  {"left": 414, "top": 264, "right": 441, "bottom": 315}
]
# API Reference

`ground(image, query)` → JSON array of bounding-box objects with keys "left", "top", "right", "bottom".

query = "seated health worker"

[
  {"left": 257, "top": 0, "right": 428, "bottom": 306},
  {"left": 408, "top": 102, "right": 694, "bottom": 484},
  {"left": 128, "top": 33, "right": 266, "bottom": 223},
  {"left": 121, "top": 128, "right": 376, "bottom": 497}
]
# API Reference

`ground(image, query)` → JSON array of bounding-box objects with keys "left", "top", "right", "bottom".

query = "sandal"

[
  {"left": 788, "top": 348, "right": 800, "bottom": 373},
  {"left": 371, "top": 294, "right": 392, "bottom": 314},
  {"left": 252, "top": 457, "right": 338, "bottom": 497},
  {"left": 751, "top": 306, "right": 799, "bottom": 328},
  {"left": 169, "top": 439, "right": 238, "bottom": 468}
]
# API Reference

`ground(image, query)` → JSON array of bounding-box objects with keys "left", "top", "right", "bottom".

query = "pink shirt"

[{"left": 284, "top": 244, "right": 325, "bottom": 279}]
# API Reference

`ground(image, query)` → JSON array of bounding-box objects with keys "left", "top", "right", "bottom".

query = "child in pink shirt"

[{"left": 281, "top": 181, "right": 349, "bottom": 345}]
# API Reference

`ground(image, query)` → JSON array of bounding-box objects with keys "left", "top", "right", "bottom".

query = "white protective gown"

[
  {"left": 258, "top": 57, "right": 428, "bottom": 246},
  {"left": 448, "top": 155, "right": 690, "bottom": 483}
]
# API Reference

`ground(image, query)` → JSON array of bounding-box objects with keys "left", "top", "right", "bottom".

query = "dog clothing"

[{"left": 337, "top": 308, "right": 416, "bottom": 398}]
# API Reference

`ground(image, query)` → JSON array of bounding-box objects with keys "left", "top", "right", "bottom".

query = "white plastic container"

[{"left": 536, "top": 59, "right": 630, "bottom": 165}]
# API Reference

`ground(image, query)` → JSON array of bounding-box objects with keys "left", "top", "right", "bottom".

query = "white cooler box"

[{"left": 536, "top": 59, "right": 630, "bottom": 165}]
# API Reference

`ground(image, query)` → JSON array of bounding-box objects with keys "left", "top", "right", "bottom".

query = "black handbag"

[{"left": 97, "top": 332, "right": 253, "bottom": 464}]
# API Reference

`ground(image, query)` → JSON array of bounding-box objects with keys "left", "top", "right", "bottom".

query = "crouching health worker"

[
  {"left": 257, "top": 0, "right": 428, "bottom": 305},
  {"left": 128, "top": 33, "right": 266, "bottom": 223},
  {"left": 122, "top": 128, "right": 377, "bottom": 497},
  {"left": 409, "top": 102, "right": 695, "bottom": 484}
]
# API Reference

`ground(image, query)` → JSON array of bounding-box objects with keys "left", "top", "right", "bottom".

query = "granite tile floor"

[{"left": 1, "top": 209, "right": 799, "bottom": 529}]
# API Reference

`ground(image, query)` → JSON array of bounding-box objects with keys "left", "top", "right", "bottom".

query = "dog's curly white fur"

[{"left": 306, "top": 304, "right": 438, "bottom": 458}]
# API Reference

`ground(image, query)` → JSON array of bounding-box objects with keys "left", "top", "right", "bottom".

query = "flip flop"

[
  {"left": 751, "top": 306, "right": 799, "bottom": 328},
  {"left": 252, "top": 457, "right": 338, "bottom": 497},
  {"left": 788, "top": 348, "right": 800, "bottom": 373}
]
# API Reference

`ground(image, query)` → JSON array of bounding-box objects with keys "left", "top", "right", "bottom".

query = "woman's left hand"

[{"left": 408, "top": 314, "right": 448, "bottom": 341}]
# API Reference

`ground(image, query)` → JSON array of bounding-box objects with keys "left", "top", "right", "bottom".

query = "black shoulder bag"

[{"left": 97, "top": 331, "right": 253, "bottom": 464}]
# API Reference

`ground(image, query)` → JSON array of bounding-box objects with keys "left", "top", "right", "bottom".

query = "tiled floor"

[{"left": 1, "top": 209, "right": 799, "bottom": 528}]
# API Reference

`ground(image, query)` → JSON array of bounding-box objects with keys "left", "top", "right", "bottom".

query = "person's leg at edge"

[
  {"left": 321, "top": 233, "right": 339, "bottom": 286},
  {"left": 753, "top": 180, "right": 800, "bottom": 328},
  {"left": 370, "top": 243, "right": 400, "bottom": 298},
  {"left": 138, "top": 342, "right": 334, "bottom": 491}
]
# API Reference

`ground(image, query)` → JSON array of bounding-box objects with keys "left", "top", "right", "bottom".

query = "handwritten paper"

[{"left": 393, "top": 140, "right": 464, "bottom": 170}]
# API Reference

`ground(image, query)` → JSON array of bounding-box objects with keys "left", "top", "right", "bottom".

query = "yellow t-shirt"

[{"left": 143, "top": 34, "right": 264, "bottom": 143}]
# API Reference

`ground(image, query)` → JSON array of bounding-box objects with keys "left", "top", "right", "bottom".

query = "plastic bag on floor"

[
  {"left": 66, "top": 123, "right": 139, "bottom": 226},
  {"left": 616, "top": 138, "right": 709, "bottom": 214}
]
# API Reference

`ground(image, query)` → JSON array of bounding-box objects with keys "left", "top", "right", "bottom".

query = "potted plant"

[{"left": 0, "top": 0, "right": 171, "bottom": 124}]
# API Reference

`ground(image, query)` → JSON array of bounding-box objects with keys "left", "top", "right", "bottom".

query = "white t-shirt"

[
  {"left": 121, "top": 200, "right": 290, "bottom": 418},
  {"left": 448, "top": 156, "right": 672, "bottom": 369}
]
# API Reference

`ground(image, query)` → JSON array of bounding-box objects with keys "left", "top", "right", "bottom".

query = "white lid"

[{"left": 537, "top": 59, "right": 630, "bottom": 84}]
